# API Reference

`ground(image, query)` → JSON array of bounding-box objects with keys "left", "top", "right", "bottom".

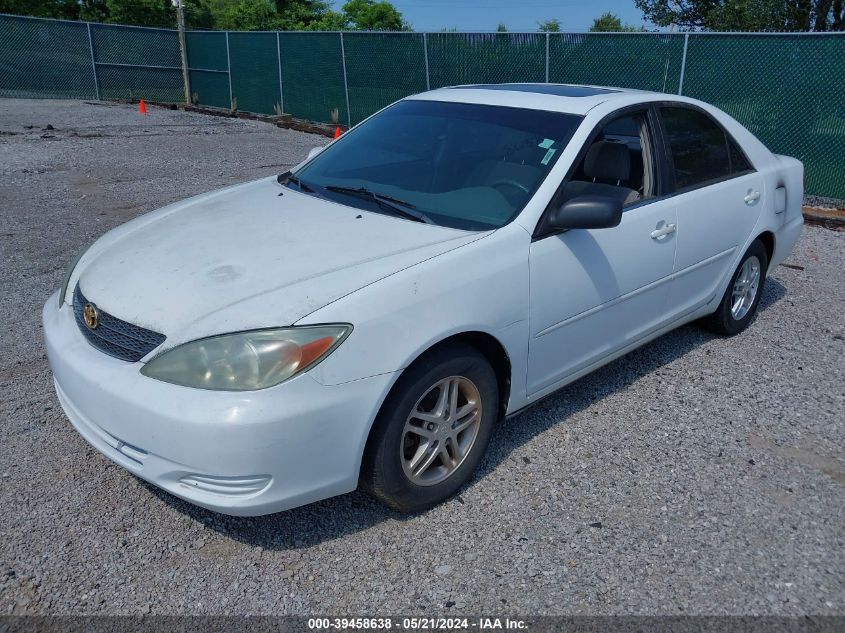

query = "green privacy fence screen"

[
  {"left": 2, "top": 14, "right": 844, "bottom": 200},
  {"left": 681, "top": 33, "right": 845, "bottom": 201},
  {"left": 279, "top": 32, "right": 347, "bottom": 125},
  {"left": 185, "top": 30, "right": 229, "bottom": 109},
  {"left": 549, "top": 33, "right": 686, "bottom": 94},
  {"left": 0, "top": 14, "right": 183, "bottom": 102}
]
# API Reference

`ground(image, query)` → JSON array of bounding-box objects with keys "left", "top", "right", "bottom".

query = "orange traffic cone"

[
  {"left": 333, "top": 126, "right": 341, "bottom": 139},
  {"left": 139, "top": 99, "right": 147, "bottom": 115}
]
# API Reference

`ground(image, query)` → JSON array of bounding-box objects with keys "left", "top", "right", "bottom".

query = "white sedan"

[{"left": 44, "top": 84, "right": 804, "bottom": 515}]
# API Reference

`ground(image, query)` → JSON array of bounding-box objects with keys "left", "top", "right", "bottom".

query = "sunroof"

[{"left": 449, "top": 84, "right": 618, "bottom": 97}]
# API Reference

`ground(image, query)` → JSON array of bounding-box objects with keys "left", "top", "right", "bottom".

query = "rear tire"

[
  {"left": 702, "top": 239, "right": 768, "bottom": 336},
  {"left": 361, "top": 343, "right": 498, "bottom": 513}
]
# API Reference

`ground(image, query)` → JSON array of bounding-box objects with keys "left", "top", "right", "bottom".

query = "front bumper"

[{"left": 43, "top": 292, "right": 397, "bottom": 516}]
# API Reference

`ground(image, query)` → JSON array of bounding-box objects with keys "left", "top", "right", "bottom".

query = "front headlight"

[
  {"left": 58, "top": 241, "right": 94, "bottom": 307},
  {"left": 140, "top": 325, "right": 351, "bottom": 391}
]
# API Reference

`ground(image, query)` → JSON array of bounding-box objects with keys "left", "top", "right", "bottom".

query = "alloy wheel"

[
  {"left": 400, "top": 376, "right": 482, "bottom": 486},
  {"left": 731, "top": 255, "right": 761, "bottom": 320}
]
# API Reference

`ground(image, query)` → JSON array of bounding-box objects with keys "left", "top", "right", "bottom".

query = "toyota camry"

[{"left": 44, "top": 84, "right": 804, "bottom": 515}]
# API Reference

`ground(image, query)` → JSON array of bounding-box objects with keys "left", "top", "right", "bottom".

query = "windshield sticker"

[
  {"left": 541, "top": 148, "right": 557, "bottom": 165},
  {"left": 538, "top": 138, "right": 555, "bottom": 149}
]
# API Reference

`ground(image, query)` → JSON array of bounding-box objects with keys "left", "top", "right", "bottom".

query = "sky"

[{"left": 331, "top": 0, "right": 650, "bottom": 32}]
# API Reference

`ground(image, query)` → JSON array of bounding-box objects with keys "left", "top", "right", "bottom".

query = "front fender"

[{"left": 298, "top": 223, "right": 531, "bottom": 412}]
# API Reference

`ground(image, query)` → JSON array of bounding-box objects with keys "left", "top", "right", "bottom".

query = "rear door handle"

[
  {"left": 651, "top": 223, "right": 676, "bottom": 239},
  {"left": 744, "top": 190, "right": 761, "bottom": 205}
]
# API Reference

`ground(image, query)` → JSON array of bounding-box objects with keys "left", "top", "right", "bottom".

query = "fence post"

[
  {"left": 423, "top": 33, "right": 431, "bottom": 91},
  {"left": 225, "top": 31, "right": 233, "bottom": 109},
  {"left": 86, "top": 22, "right": 101, "bottom": 100},
  {"left": 276, "top": 31, "right": 284, "bottom": 114},
  {"left": 176, "top": 0, "right": 191, "bottom": 105},
  {"left": 545, "top": 32, "right": 550, "bottom": 83},
  {"left": 678, "top": 32, "right": 689, "bottom": 95},
  {"left": 339, "top": 32, "right": 352, "bottom": 128}
]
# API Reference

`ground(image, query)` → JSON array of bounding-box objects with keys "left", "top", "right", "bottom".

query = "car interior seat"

[{"left": 560, "top": 140, "right": 641, "bottom": 206}]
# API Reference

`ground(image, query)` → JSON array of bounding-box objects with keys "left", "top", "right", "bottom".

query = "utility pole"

[{"left": 173, "top": 0, "right": 191, "bottom": 105}]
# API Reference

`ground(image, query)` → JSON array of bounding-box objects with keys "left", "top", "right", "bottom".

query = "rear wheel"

[
  {"left": 361, "top": 343, "right": 498, "bottom": 513},
  {"left": 702, "top": 239, "right": 768, "bottom": 336}
]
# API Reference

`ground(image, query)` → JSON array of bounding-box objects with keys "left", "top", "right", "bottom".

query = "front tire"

[
  {"left": 361, "top": 343, "right": 498, "bottom": 513},
  {"left": 702, "top": 238, "right": 768, "bottom": 336}
]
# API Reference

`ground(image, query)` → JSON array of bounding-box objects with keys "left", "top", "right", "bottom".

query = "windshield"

[{"left": 292, "top": 100, "right": 582, "bottom": 231}]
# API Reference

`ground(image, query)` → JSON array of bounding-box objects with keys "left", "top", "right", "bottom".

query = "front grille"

[{"left": 73, "top": 285, "right": 165, "bottom": 362}]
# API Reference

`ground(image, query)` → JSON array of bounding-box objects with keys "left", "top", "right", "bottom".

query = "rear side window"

[
  {"left": 661, "top": 107, "right": 752, "bottom": 190},
  {"left": 728, "top": 138, "right": 753, "bottom": 173}
]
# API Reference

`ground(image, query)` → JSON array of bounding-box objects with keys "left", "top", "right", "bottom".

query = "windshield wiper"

[
  {"left": 277, "top": 170, "right": 316, "bottom": 194},
  {"left": 323, "top": 185, "right": 434, "bottom": 224}
]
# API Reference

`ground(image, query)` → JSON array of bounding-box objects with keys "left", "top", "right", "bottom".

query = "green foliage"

[
  {"left": 184, "top": 0, "right": 215, "bottom": 29},
  {"left": 496, "top": 22, "right": 507, "bottom": 32},
  {"left": 342, "top": 0, "right": 407, "bottom": 30},
  {"left": 301, "top": 10, "right": 349, "bottom": 30},
  {"left": 590, "top": 11, "right": 643, "bottom": 32},
  {"left": 0, "top": 0, "right": 213, "bottom": 28},
  {"left": 634, "top": 0, "right": 845, "bottom": 31},
  {"left": 0, "top": 0, "right": 87, "bottom": 19},
  {"left": 211, "top": 0, "right": 280, "bottom": 30},
  {"left": 271, "top": 0, "right": 343, "bottom": 30},
  {"left": 104, "top": 0, "right": 175, "bottom": 28},
  {"left": 1, "top": 0, "right": 409, "bottom": 30},
  {"left": 537, "top": 18, "right": 561, "bottom": 32}
]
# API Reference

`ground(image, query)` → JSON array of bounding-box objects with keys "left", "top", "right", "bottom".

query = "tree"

[
  {"left": 210, "top": 0, "right": 280, "bottom": 30},
  {"left": 302, "top": 10, "right": 349, "bottom": 30},
  {"left": 590, "top": 11, "right": 643, "bottom": 31},
  {"left": 0, "top": 0, "right": 213, "bottom": 28},
  {"left": 635, "top": 0, "right": 845, "bottom": 31},
  {"left": 104, "top": 0, "right": 177, "bottom": 28},
  {"left": 101, "top": 0, "right": 214, "bottom": 28},
  {"left": 183, "top": 0, "right": 215, "bottom": 29},
  {"left": 2, "top": 0, "right": 409, "bottom": 30},
  {"left": 342, "top": 0, "right": 407, "bottom": 30},
  {"left": 271, "top": 0, "right": 345, "bottom": 30},
  {"left": 0, "top": 0, "right": 84, "bottom": 20},
  {"left": 537, "top": 18, "right": 561, "bottom": 32},
  {"left": 79, "top": 0, "right": 111, "bottom": 23},
  {"left": 496, "top": 22, "right": 508, "bottom": 32}
]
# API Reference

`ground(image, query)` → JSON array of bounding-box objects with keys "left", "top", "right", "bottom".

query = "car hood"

[{"left": 76, "top": 177, "right": 483, "bottom": 347}]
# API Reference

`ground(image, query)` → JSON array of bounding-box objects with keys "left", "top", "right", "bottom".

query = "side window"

[
  {"left": 560, "top": 111, "right": 657, "bottom": 208},
  {"left": 728, "top": 138, "right": 753, "bottom": 174},
  {"left": 661, "top": 107, "right": 751, "bottom": 190}
]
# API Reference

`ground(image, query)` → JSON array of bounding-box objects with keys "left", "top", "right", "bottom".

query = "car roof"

[
  {"left": 451, "top": 83, "right": 620, "bottom": 97},
  {"left": 408, "top": 83, "right": 655, "bottom": 116}
]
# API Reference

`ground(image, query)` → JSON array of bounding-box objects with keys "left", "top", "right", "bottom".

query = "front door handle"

[
  {"left": 744, "top": 189, "right": 761, "bottom": 205},
  {"left": 650, "top": 223, "right": 676, "bottom": 239}
]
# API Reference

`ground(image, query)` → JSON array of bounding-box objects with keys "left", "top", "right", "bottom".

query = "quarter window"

[
  {"left": 728, "top": 138, "right": 753, "bottom": 174},
  {"left": 661, "top": 107, "right": 751, "bottom": 190}
]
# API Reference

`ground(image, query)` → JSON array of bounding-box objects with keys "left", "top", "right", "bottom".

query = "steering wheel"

[{"left": 491, "top": 179, "right": 531, "bottom": 196}]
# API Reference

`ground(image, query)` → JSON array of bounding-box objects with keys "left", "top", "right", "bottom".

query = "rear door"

[{"left": 658, "top": 106, "right": 765, "bottom": 315}]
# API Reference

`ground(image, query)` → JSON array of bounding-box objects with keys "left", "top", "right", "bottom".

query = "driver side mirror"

[
  {"left": 547, "top": 195, "right": 623, "bottom": 231},
  {"left": 306, "top": 146, "right": 324, "bottom": 160}
]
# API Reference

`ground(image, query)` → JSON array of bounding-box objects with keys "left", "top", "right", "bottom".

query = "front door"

[{"left": 526, "top": 109, "right": 678, "bottom": 396}]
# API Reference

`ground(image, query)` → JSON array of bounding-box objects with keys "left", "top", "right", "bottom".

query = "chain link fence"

[
  {"left": 0, "top": 14, "right": 184, "bottom": 102},
  {"left": 2, "top": 13, "right": 844, "bottom": 203}
]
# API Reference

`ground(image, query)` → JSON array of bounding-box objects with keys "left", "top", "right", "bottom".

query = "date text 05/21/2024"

[{"left": 307, "top": 617, "right": 528, "bottom": 630}]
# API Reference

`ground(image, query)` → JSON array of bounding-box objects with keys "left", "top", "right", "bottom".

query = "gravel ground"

[{"left": 1, "top": 99, "right": 843, "bottom": 617}]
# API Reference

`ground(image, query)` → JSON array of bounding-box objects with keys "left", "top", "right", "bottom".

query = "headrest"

[{"left": 584, "top": 140, "right": 630, "bottom": 182}]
